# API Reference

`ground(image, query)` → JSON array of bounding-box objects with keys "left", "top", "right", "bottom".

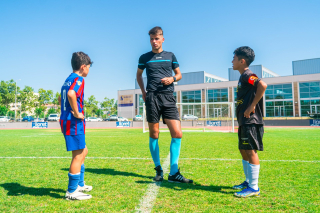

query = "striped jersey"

[{"left": 60, "top": 73, "right": 86, "bottom": 135}]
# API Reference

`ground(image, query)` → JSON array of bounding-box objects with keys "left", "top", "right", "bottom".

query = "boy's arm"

[
  {"left": 58, "top": 95, "right": 61, "bottom": 105},
  {"left": 67, "top": 90, "right": 84, "bottom": 120},
  {"left": 136, "top": 68, "right": 146, "bottom": 102},
  {"left": 244, "top": 80, "right": 268, "bottom": 118}
]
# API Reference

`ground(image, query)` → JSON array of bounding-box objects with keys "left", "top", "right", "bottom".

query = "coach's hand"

[
  {"left": 71, "top": 111, "right": 85, "bottom": 120},
  {"left": 161, "top": 77, "right": 174, "bottom": 85},
  {"left": 142, "top": 92, "right": 146, "bottom": 102},
  {"left": 244, "top": 105, "right": 255, "bottom": 118}
]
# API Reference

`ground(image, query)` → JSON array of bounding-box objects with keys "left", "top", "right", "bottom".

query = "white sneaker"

[
  {"left": 78, "top": 182, "right": 93, "bottom": 192},
  {"left": 65, "top": 186, "right": 92, "bottom": 200}
]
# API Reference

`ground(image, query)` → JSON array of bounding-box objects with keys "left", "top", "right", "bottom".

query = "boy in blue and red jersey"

[{"left": 59, "top": 51, "right": 93, "bottom": 200}]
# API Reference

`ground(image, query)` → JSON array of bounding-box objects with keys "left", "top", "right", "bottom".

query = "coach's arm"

[
  {"left": 161, "top": 67, "right": 182, "bottom": 85},
  {"left": 244, "top": 80, "right": 268, "bottom": 118},
  {"left": 136, "top": 68, "right": 147, "bottom": 102}
]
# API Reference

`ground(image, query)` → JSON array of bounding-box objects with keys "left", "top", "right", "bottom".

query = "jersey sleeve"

[
  {"left": 242, "top": 73, "right": 260, "bottom": 87},
  {"left": 172, "top": 54, "right": 179, "bottom": 69},
  {"left": 138, "top": 55, "right": 146, "bottom": 70},
  {"left": 69, "top": 77, "right": 85, "bottom": 97}
]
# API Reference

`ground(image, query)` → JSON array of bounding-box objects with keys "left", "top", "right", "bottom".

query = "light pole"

[{"left": 15, "top": 79, "right": 21, "bottom": 122}]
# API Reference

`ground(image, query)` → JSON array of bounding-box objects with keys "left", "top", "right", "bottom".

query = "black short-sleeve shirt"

[
  {"left": 236, "top": 69, "right": 264, "bottom": 126},
  {"left": 138, "top": 51, "right": 179, "bottom": 93}
]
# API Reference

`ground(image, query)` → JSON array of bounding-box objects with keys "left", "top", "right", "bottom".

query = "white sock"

[
  {"left": 242, "top": 159, "right": 249, "bottom": 183},
  {"left": 248, "top": 163, "right": 260, "bottom": 190}
]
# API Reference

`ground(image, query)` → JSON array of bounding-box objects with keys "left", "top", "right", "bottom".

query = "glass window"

[
  {"left": 182, "top": 105, "right": 201, "bottom": 117},
  {"left": 182, "top": 90, "right": 201, "bottom": 103},
  {"left": 265, "top": 101, "right": 293, "bottom": 117},
  {"left": 207, "top": 88, "right": 228, "bottom": 103},
  {"left": 265, "top": 84, "right": 292, "bottom": 100},
  {"left": 299, "top": 81, "right": 320, "bottom": 99},
  {"left": 300, "top": 99, "right": 320, "bottom": 116},
  {"left": 139, "top": 94, "right": 144, "bottom": 106}
]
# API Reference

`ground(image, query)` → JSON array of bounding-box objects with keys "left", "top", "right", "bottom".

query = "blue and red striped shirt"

[{"left": 60, "top": 73, "right": 86, "bottom": 135}]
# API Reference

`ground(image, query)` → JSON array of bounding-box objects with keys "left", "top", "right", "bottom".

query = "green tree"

[
  {"left": 0, "top": 80, "right": 20, "bottom": 107},
  {"left": 84, "top": 95, "right": 99, "bottom": 117},
  {"left": 53, "top": 92, "right": 61, "bottom": 112},
  {"left": 38, "top": 88, "right": 53, "bottom": 105},
  {"left": 95, "top": 109, "right": 103, "bottom": 118},
  {"left": 101, "top": 97, "right": 117, "bottom": 115},
  {"left": 47, "top": 108, "right": 57, "bottom": 117},
  {"left": 35, "top": 107, "right": 43, "bottom": 118},
  {"left": 18, "top": 86, "right": 36, "bottom": 114},
  {"left": 8, "top": 111, "right": 15, "bottom": 118},
  {"left": 21, "top": 112, "right": 28, "bottom": 118},
  {"left": 0, "top": 105, "right": 8, "bottom": 116}
]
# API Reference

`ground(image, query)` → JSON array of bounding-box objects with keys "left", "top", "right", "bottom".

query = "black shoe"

[
  {"left": 168, "top": 169, "right": 193, "bottom": 183},
  {"left": 153, "top": 165, "right": 163, "bottom": 181}
]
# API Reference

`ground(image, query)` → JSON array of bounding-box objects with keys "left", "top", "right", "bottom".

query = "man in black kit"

[
  {"left": 231, "top": 46, "right": 267, "bottom": 198},
  {"left": 136, "top": 26, "right": 193, "bottom": 183}
]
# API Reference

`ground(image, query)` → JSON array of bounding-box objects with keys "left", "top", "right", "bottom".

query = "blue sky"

[{"left": 1, "top": 0, "right": 319, "bottom": 102}]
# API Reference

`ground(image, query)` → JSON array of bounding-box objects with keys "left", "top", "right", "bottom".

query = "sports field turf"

[{"left": 0, "top": 128, "right": 319, "bottom": 212}]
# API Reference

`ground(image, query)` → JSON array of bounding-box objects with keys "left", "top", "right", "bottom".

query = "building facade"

[{"left": 119, "top": 59, "right": 320, "bottom": 119}]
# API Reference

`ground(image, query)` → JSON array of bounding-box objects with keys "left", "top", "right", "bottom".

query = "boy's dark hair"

[
  {"left": 149, "top": 26, "right": 163, "bottom": 35},
  {"left": 71, "top": 52, "right": 93, "bottom": 70},
  {"left": 233, "top": 46, "right": 255, "bottom": 66}
]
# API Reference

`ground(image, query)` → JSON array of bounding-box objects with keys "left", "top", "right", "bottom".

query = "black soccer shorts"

[
  {"left": 145, "top": 92, "right": 180, "bottom": 124},
  {"left": 238, "top": 124, "right": 264, "bottom": 151}
]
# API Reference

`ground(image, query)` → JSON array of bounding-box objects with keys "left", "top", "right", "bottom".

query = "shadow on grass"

[
  {"left": 136, "top": 180, "right": 234, "bottom": 194},
  {"left": 61, "top": 168, "right": 153, "bottom": 179},
  {"left": 0, "top": 183, "right": 65, "bottom": 198}
]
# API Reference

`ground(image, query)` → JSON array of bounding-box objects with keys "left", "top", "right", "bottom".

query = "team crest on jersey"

[
  {"left": 238, "top": 82, "right": 242, "bottom": 88},
  {"left": 77, "top": 81, "right": 82, "bottom": 86},
  {"left": 248, "top": 75, "right": 258, "bottom": 85}
]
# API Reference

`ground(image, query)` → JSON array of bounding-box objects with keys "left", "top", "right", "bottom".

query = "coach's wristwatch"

[{"left": 173, "top": 76, "right": 176, "bottom": 82}]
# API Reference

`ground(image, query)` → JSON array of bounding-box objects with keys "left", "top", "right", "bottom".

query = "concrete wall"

[{"left": 0, "top": 119, "right": 316, "bottom": 130}]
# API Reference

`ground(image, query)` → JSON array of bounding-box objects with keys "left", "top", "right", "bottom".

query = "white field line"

[
  {"left": 0, "top": 156, "right": 319, "bottom": 163},
  {"left": 21, "top": 135, "right": 122, "bottom": 137},
  {"left": 135, "top": 153, "right": 170, "bottom": 213}
]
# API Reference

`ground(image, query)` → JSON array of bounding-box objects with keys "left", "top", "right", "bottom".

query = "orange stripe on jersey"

[{"left": 248, "top": 74, "right": 258, "bottom": 85}]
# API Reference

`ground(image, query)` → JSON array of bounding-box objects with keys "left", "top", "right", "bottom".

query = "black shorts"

[
  {"left": 238, "top": 124, "right": 264, "bottom": 151},
  {"left": 145, "top": 92, "right": 180, "bottom": 124}
]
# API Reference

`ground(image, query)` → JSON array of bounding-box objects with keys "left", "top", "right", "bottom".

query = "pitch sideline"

[{"left": 135, "top": 153, "right": 170, "bottom": 213}]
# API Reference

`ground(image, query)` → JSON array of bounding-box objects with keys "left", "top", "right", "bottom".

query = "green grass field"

[{"left": 0, "top": 128, "right": 319, "bottom": 212}]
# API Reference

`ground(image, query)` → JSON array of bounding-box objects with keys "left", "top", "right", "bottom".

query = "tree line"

[{"left": 0, "top": 79, "right": 117, "bottom": 119}]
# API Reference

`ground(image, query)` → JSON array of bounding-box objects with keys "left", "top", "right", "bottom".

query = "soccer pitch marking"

[
  {"left": 135, "top": 153, "right": 170, "bottom": 213},
  {"left": 0, "top": 156, "right": 319, "bottom": 163}
]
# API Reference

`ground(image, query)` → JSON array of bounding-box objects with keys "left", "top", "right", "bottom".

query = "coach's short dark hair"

[
  {"left": 233, "top": 46, "right": 255, "bottom": 66},
  {"left": 149, "top": 26, "right": 163, "bottom": 35},
  {"left": 71, "top": 52, "right": 93, "bottom": 70}
]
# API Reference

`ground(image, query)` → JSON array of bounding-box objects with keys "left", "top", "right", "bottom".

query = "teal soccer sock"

[
  {"left": 68, "top": 173, "right": 80, "bottom": 193},
  {"left": 170, "top": 138, "right": 181, "bottom": 175},
  {"left": 149, "top": 137, "right": 161, "bottom": 168},
  {"left": 78, "top": 164, "right": 85, "bottom": 187}
]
